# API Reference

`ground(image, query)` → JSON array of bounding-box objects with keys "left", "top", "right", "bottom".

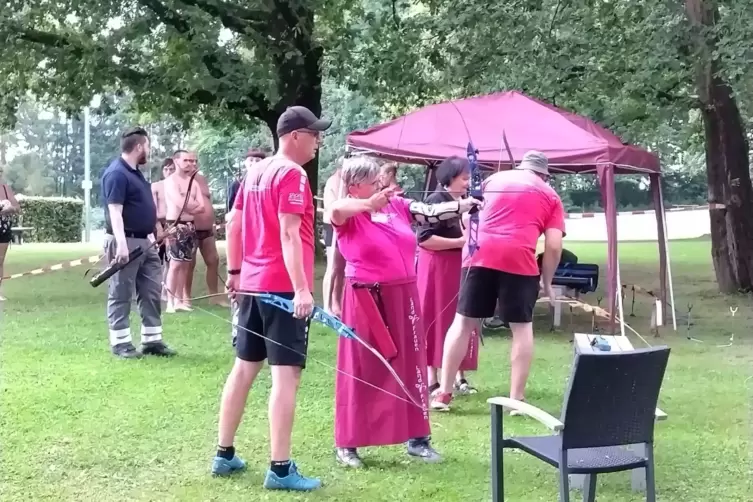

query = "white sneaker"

[{"left": 453, "top": 379, "right": 478, "bottom": 395}]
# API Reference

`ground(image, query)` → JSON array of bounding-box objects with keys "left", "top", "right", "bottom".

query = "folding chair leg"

[
  {"left": 491, "top": 404, "right": 504, "bottom": 502},
  {"left": 645, "top": 444, "right": 656, "bottom": 502},
  {"left": 582, "top": 475, "right": 596, "bottom": 502},
  {"left": 558, "top": 451, "right": 570, "bottom": 502}
]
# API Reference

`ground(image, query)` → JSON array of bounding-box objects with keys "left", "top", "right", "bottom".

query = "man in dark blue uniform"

[{"left": 100, "top": 127, "right": 176, "bottom": 359}]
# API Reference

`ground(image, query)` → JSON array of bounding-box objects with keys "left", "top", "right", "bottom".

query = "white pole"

[
  {"left": 616, "top": 255, "right": 626, "bottom": 337},
  {"left": 83, "top": 106, "right": 91, "bottom": 243},
  {"left": 148, "top": 124, "right": 153, "bottom": 183},
  {"left": 657, "top": 182, "right": 678, "bottom": 330}
]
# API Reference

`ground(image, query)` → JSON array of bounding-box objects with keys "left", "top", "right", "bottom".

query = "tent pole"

[
  {"left": 598, "top": 164, "right": 619, "bottom": 334},
  {"left": 657, "top": 182, "right": 677, "bottom": 330},
  {"left": 650, "top": 173, "right": 669, "bottom": 325},
  {"left": 616, "top": 254, "right": 626, "bottom": 337}
]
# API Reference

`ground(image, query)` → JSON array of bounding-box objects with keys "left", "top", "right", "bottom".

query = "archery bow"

[
  {"left": 165, "top": 169, "right": 199, "bottom": 237},
  {"left": 465, "top": 141, "right": 482, "bottom": 257},
  {"left": 420, "top": 125, "right": 515, "bottom": 340},
  {"left": 250, "top": 292, "right": 425, "bottom": 410},
  {"left": 210, "top": 225, "right": 425, "bottom": 411},
  {"left": 160, "top": 288, "right": 428, "bottom": 409},
  {"left": 502, "top": 130, "right": 516, "bottom": 170},
  {"left": 466, "top": 129, "right": 514, "bottom": 257},
  {"left": 159, "top": 264, "right": 426, "bottom": 411}
]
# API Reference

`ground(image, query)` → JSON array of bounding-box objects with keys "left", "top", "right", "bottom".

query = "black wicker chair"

[{"left": 489, "top": 346, "right": 671, "bottom": 502}]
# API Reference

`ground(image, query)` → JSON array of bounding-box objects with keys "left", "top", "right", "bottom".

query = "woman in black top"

[{"left": 416, "top": 157, "right": 480, "bottom": 396}]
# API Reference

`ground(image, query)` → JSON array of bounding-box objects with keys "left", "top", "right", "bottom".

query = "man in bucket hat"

[{"left": 431, "top": 151, "right": 566, "bottom": 412}]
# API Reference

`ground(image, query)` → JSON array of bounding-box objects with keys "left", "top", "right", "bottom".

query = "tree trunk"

[
  {"left": 685, "top": 0, "right": 753, "bottom": 293},
  {"left": 0, "top": 133, "right": 7, "bottom": 166},
  {"left": 266, "top": 3, "right": 324, "bottom": 195}
]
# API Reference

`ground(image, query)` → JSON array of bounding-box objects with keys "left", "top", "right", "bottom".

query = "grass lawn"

[{"left": 1, "top": 239, "right": 751, "bottom": 501}]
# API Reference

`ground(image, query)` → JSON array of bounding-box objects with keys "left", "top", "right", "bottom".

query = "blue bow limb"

[
  {"left": 254, "top": 292, "right": 421, "bottom": 408},
  {"left": 255, "top": 293, "right": 356, "bottom": 339}
]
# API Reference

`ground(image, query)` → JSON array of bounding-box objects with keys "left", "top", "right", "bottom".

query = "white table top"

[{"left": 574, "top": 333, "right": 636, "bottom": 353}]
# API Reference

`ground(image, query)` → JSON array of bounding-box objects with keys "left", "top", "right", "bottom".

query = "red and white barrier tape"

[{"left": 2, "top": 254, "right": 103, "bottom": 280}]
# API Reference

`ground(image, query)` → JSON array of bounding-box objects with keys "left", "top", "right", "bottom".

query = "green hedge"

[{"left": 16, "top": 195, "right": 83, "bottom": 243}]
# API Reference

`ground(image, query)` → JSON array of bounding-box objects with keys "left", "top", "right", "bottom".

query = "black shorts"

[
  {"left": 456, "top": 266, "right": 540, "bottom": 323},
  {"left": 323, "top": 223, "right": 334, "bottom": 247},
  {"left": 196, "top": 228, "right": 214, "bottom": 242},
  {"left": 235, "top": 292, "right": 310, "bottom": 367}
]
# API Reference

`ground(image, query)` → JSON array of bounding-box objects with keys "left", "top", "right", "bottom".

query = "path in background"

[{"left": 563, "top": 206, "right": 709, "bottom": 242}]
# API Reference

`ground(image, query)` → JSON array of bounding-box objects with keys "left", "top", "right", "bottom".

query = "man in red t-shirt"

[
  {"left": 211, "top": 106, "right": 330, "bottom": 491},
  {"left": 431, "top": 151, "right": 566, "bottom": 412}
]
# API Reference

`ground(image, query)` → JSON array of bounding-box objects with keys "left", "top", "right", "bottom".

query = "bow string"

[
  {"left": 252, "top": 292, "right": 424, "bottom": 410},
  {"left": 217, "top": 190, "right": 426, "bottom": 411},
  {"left": 159, "top": 263, "right": 425, "bottom": 411},
  {"left": 421, "top": 104, "right": 516, "bottom": 342},
  {"left": 165, "top": 170, "right": 199, "bottom": 237}
]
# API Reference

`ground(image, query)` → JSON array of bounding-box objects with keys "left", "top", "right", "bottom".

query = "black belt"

[{"left": 106, "top": 230, "right": 151, "bottom": 239}]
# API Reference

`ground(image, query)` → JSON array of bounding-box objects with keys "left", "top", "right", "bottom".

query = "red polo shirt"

[
  {"left": 463, "top": 169, "right": 566, "bottom": 276},
  {"left": 233, "top": 156, "right": 315, "bottom": 292}
]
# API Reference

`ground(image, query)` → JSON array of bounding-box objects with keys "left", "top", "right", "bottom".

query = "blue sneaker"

[
  {"left": 211, "top": 455, "right": 247, "bottom": 476},
  {"left": 263, "top": 461, "right": 322, "bottom": 491}
]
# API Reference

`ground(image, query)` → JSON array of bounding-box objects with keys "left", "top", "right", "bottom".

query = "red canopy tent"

[{"left": 346, "top": 90, "right": 676, "bottom": 332}]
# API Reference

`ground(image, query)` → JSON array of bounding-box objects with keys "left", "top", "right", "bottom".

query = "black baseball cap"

[
  {"left": 245, "top": 148, "right": 268, "bottom": 159},
  {"left": 277, "top": 106, "right": 332, "bottom": 137}
]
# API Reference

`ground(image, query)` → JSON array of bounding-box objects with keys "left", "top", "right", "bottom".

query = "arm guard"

[{"left": 408, "top": 200, "right": 461, "bottom": 224}]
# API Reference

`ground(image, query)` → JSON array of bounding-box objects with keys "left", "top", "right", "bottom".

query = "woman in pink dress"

[
  {"left": 328, "top": 156, "right": 479, "bottom": 468},
  {"left": 416, "top": 157, "right": 480, "bottom": 396}
]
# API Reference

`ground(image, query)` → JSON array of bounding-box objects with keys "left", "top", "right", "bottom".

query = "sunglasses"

[{"left": 296, "top": 129, "right": 322, "bottom": 140}]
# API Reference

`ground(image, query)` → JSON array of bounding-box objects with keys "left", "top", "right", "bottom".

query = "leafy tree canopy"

[{"left": 0, "top": 0, "right": 353, "bottom": 131}]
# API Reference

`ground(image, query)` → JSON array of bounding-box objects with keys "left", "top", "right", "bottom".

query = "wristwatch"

[{"left": 227, "top": 269, "right": 241, "bottom": 276}]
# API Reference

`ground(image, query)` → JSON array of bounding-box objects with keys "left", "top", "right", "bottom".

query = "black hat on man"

[{"left": 277, "top": 106, "right": 332, "bottom": 137}]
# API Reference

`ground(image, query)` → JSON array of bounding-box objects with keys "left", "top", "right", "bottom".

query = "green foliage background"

[
  {"left": 15, "top": 196, "right": 83, "bottom": 243},
  {"left": 0, "top": 0, "right": 751, "bottom": 214}
]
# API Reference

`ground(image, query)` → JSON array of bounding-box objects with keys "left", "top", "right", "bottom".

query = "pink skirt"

[
  {"left": 416, "top": 248, "right": 479, "bottom": 371},
  {"left": 335, "top": 277, "right": 431, "bottom": 448}
]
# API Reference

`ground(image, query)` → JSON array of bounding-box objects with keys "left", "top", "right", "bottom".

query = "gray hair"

[{"left": 341, "top": 156, "right": 380, "bottom": 189}]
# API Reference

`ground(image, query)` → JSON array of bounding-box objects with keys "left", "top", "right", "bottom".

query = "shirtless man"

[
  {"left": 186, "top": 171, "right": 229, "bottom": 307},
  {"left": 164, "top": 150, "right": 207, "bottom": 313},
  {"left": 151, "top": 158, "right": 176, "bottom": 300}
]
